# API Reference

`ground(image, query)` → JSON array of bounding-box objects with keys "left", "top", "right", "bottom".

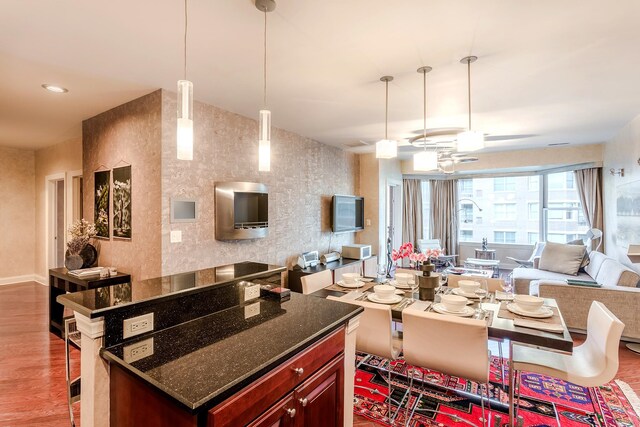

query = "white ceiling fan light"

[
  {"left": 376, "top": 76, "right": 397, "bottom": 159},
  {"left": 413, "top": 66, "right": 438, "bottom": 171},
  {"left": 456, "top": 56, "right": 485, "bottom": 153}
]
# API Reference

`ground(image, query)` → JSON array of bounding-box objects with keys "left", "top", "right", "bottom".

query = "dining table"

[{"left": 310, "top": 277, "right": 574, "bottom": 426}]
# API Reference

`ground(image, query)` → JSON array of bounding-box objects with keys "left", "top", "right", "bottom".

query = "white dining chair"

[
  {"left": 300, "top": 270, "right": 333, "bottom": 294},
  {"left": 327, "top": 296, "right": 404, "bottom": 424},
  {"left": 510, "top": 301, "right": 624, "bottom": 420},
  {"left": 402, "top": 309, "right": 490, "bottom": 427}
]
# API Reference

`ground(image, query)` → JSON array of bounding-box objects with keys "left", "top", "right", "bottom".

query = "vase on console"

[{"left": 65, "top": 219, "right": 98, "bottom": 270}]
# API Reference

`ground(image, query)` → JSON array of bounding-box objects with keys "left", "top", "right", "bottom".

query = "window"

[
  {"left": 493, "top": 177, "right": 516, "bottom": 192},
  {"left": 528, "top": 203, "right": 539, "bottom": 221},
  {"left": 528, "top": 232, "right": 539, "bottom": 244},
  {"left": 494, "top": 231, "right": 516, "bottom": 243},
  {"left": 460, "top": 230, "right": 473, "bottom": 242},
  {"left": 460, "top": 204, "right": 473, "bottom": 223},
  {"left": 545, "top": 172, "right": 589, "bottom": 241},
  {"left": 459, "top": 179, "right": 473, "bottom": 197},
  {"left": 528, "top": 176, "right": 539, "bottom": 192},
  {"left": 494, "top": 203, "right": 517, "bottom": 221}
]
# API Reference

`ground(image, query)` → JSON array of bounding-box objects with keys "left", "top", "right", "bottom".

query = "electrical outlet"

[
  {"left": 244, "top": 302, "right": 261, "bottom": 319},
  {"left": 170, "top": 230, "right": 182, "bottom": 243},
  {"left": 366, "top": 219, "right": 371, "bottom": 226},
  {"left": 123, "top": 338, "right": 154, "bottom": 363},
  {"left": 123, "top": 313, "right": 154, "bottom": 339},
  {"left": 244, "top": 284, "right": 261, "bottom": 302}
]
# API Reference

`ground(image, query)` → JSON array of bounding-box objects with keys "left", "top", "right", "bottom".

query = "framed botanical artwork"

[
  {"left": 112, "top": 165, "right": 132, "bottom": 239},
  {"left": 94, "top": 170, "right": 110, "bottom": 239}
]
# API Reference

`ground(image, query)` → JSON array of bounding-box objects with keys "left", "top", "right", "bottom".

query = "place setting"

[
  {"left": 499, "top": 295, "right": 565, "bottom": 333},
  {"left": 327, "top": 273, "right": 376, "bottom": 292}
]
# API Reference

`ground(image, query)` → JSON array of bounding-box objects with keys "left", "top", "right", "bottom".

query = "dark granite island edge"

[
  {"left": 57, "top": 261, "right": 286, "bottom": 319},
  {"left": 100, "top": 294, "right": 363, "bottom": 414}
]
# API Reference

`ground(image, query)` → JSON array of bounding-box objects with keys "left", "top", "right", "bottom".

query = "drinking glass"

[
  {"left": 409, "top": 273, "right": 419, "bottom": 302},
  {"left": 501, "top": 273, "right": 514, "bottom": 296},
  {"left": 377, "top": 264, "right": 387, "bottom": 283},
  {"left": 438, "top": 270, "right": 448, "bottom": 293},
  {"left": 474, "top": 279, "right": 489, "bottom": 316}
]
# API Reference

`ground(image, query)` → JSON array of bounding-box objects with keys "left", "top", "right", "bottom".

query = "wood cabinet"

[{"left": 110, "top": 328, "right": 346, "bottom": 427}]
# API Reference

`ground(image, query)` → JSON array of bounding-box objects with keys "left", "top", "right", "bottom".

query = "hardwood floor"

[
  {"left": 0, "top": 282, "right": 80, "bottom": 427},
  {"left": 0, "top": 281, "right": 638, "bottom": 427}
]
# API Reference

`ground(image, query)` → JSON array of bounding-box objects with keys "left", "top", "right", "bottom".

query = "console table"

[{"left": 48, "top": 268, "right": 130, "bottom": 338}]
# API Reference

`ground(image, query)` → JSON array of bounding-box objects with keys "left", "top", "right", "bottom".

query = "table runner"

[{"left": 497, "top": 301, "right": 563, "bottom": 325}]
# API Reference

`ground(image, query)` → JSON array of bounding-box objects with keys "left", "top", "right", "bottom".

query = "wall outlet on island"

[
  {"left": 123, "top": 337, "right": 154, "bottom": 363},
  {"left": 123, "top": 313, "right": 154, "bottom": 339},
  {"left": 244, "top": 284, "right": 261, "bottom": 302},
  {"left": 244, "top": 302, "right": 261, "bottom": 319}
]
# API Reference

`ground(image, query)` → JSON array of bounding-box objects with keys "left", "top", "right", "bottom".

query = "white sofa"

[{"left": 513, "top": 251, "right": 640, "bottom": 341}]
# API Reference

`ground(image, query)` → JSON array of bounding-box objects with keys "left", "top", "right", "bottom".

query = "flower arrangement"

[
  {"left": 392, "top": 242, "right": 444, "bottom": 269},
  {"left": 67, "top": 219, "right": 97, "bottom": 255}
]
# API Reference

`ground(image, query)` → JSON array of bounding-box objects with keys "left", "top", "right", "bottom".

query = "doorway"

[{"left": 46, "top": 173, "right": 66, "bottom": 270}]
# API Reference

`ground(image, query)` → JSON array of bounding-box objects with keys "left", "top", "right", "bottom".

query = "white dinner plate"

[
  {"left": 389, "top": 279, "right": 414, "bottom": 289},
  {"left": 507, "top": 303, "right": 554, "bottom": 319},
  {"left": 452, "top": 287, "right": 481, "bottom": 299},
  {"left": 367, "top": 294, "right": 403, "bottom": 304},
  {"left": 360, "top": 277, "right": 374, "bottom": 282},
  {"left": 432, "top": 303, "right": 475, "bottom": 317},
  {"left": 337, "top": 280, "right": 364, "bottom": 288}
]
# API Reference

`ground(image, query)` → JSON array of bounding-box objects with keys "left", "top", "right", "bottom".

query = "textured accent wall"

[
  {"left": 161, "top": 90, "right": 359, "bottom": 275},
  {"left": 34, "top": 137, "right": 82, "bottom": 279},
  {"left": 83, "top": 91, "right": 162, "bottom": 281},
  {"left": 0, "top": 147, "right": 35, "bottom": 280}
]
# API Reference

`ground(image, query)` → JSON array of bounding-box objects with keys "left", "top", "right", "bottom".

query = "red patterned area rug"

[{"left": 354, "top": 353, "right": 640, "bottom": 427}]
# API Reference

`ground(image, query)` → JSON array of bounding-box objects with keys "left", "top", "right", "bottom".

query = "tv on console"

[{"left": 331, "top": 195, "right": 364, "bottom": 233}]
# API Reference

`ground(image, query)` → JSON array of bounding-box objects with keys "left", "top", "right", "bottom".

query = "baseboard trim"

[{"left": 0, "top": 274, "right": 47, "bottom": 286}]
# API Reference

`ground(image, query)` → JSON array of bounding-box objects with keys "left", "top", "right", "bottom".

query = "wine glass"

[
  {"left": 438, "top": 270, "right": 448, "bottom": 293},
  {"left": 409, "top": 273, "right": 419, "bottom": 302},
  {"left": 474, "top": 279, "right": 489, "bottom": 316}
]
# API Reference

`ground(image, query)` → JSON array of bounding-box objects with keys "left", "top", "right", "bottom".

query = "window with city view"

[{"left": 455, "top": 171, "right": 588, "bottom": 245}]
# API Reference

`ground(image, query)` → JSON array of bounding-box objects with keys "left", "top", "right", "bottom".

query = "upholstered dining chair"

[
  {"left": 510, "top": 301, "right": 624, "bottom": 419},
  {"left": 402, "top": 309, "right": 490, "bottom": 427},
  {"left": 300, "top": 270, "right": 332, "bottom": 294},
  {"left": 327, "top": 296, "right": 403, "bottom": 424}
]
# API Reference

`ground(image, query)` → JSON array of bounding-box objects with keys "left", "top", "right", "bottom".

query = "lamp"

[
  {"left": 413, "top": 66, "right": 438, "bottom": 171},
  {"left": 177, "top": 0, "right": 193, "bottom": 161},
  {"left": 376, "top": 76, "right": 397, "bottom": 159},
  {"left": 256, "top": 0, "right": 276, "bottom": 172},
  {"left": 457, "top": 56, "right": 484, "bottom": 152}
]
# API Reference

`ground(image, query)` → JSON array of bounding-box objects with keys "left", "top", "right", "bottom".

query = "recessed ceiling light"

[{"left": 41, "top": 84, "right": 68, "bottom": 93}]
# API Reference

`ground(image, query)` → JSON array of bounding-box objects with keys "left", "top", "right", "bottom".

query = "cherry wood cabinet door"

[
  {"left": 247, "top": 394, "right": 297, "bottom": 427},
  {"left": 294, "top": 355, "right": 344, "bottom": 427}
]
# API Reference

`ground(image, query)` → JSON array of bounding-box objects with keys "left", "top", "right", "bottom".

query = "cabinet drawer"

[{"left": 209, "top": 327, "right": 345, "bottom": 427}]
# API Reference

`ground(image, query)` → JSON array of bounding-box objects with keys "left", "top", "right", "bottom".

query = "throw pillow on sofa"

[
  {"left": 566, "top": 238, "right": 590, "bottom": 270},
  {"left": 538, "top": 241, "right": 587, "bottom": 275}
]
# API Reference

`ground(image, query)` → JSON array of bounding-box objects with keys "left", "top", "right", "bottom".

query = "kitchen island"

[{"left": 58, "top": 262, "right": 362, "bottom": 427}]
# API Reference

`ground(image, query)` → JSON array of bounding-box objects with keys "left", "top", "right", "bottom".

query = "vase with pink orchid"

[{"left": 391, "top": 242, "right": 413, "bottom": 267}]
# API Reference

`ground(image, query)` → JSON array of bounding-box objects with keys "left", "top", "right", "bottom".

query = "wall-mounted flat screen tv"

[{"left": 332, "top": 195, "right": 364, "bottom": 233}]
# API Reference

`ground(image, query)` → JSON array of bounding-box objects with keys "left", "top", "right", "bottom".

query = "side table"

[
  {"left": 49, "top": 268, "right": 131, "bottom": 338},
  {"left": 474, "top": 248, "right": 496, "bottom": 260}
]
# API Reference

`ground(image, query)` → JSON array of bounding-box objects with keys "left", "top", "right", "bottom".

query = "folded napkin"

[{"left": 513, "top": 318, "right": 564, "bottom": 334}]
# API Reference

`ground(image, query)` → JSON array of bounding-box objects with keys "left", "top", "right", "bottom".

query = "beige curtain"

[
  {"left": 574, "top": 168, "right": 604, "bottom": 251},
  {"left": 402, "top": 179, "right": 423, "bottom": 250},
  {"left": 430, "top": 179, "right": 458, "bottom": 256}
]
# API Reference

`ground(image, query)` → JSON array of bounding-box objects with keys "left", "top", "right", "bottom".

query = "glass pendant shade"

[
  {"left": 413, "top": 150, "right": 438, "bottom": 171},
  {"left": 456, "top": 130, "right": 484, "bottom": 152},
  {"left": 177, "top": 80, "right": 194, "bottom": 160},
  {"left": 376, "top": 139, "right": 397, "bottom": 159},
  {"left": 258, "top": 109, "right": 271, "bottom": 172}
]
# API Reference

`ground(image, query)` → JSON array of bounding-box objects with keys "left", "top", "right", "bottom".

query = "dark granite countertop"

[
  {"left": 101, "top": 292, "right": 362, "bottom": 412},
  {"left": 57, "top": 261, "right": 285, "bottom": 318}
]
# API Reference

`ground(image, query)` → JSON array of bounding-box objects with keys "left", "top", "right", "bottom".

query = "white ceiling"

[{"left": 1, "top": 0, "right": 640, "bottom": 153}]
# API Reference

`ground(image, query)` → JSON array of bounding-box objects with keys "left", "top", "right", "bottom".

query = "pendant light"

[
  {"left": 256, "top": 0, "right": 275, "bottom": 172},
  {"left": 413, "top": 66, "right": 438, "bottom": 171},
  {"left": 177, "top": 0, "right": 193, "bottom": 161},
  {"left": 376, "top": 76, "right": 397, "bottom": 159},
  {"left": 456, "top": 56, "right": 484, "bottom": 152}
]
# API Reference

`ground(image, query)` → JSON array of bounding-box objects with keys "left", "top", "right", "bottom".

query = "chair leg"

[
  {"left": 480, "top": 384, "right": 486, "bottom": 427},
  {"left": 515, "top": 371, "right": 522, "bottom": 419},
  {"left": 509, "top": 342, "right": 515, "bottom": 427},
  {"left": 405, "top": 367, "right": 414, "bottom": 427}
]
